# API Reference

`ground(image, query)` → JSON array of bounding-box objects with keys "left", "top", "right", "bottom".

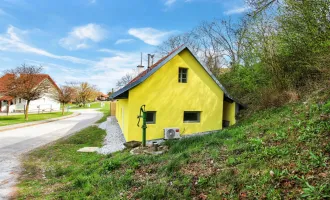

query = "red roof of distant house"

[
  {"left": 99, "top": 92, "right": 109, "bottom": 98},
  {"left": 126, "top": 44, "right": 185, "bottom": 86},
  {"left": 0, "top": 73, "right": 60, "bottom": 94},
  {"left": 0, "top": 74, "right": 14, "bottom": 92},
  {"left": 0, "top": 96, "right": 13, "bottom": 101}
]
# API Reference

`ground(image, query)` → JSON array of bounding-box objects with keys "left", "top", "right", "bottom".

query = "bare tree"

[
  {"left": 157, "top": 32, "right": 201, "bottom": 57},
  {"left": 157, "top": 18, "right": 250, "bottom": 75},
  {"left": 246, "top": 0, "right": 278, "bottom": 17},
  {"left": 115, "top": 69, "right": 140, "bottom": 90},
  {"left": 5, "top": 64, "right": 48, "bottom": 120},
  {"left": 51, "top": 85, "right": 76, "bottom": 115},
  {"left": 200, "top": 19, "right": 248, "bottom": 70},
  {"left": 116, "top": 73, "right": 134, "bottom": 89}
]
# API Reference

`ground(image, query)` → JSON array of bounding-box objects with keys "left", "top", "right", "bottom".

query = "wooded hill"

[{"left": 158, "top": 0, "right": 330, "bottom": 111}]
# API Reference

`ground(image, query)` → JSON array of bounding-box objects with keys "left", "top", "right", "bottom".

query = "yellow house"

[{"left": 110, "top": 45, "right": 243, "bottom": 142}]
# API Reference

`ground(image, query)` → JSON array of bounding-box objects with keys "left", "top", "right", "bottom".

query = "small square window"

[
  {"left": 183, "top": 111, "right": 200, "bottom": 123},
  {"left": 178, "top": 68, "right": 188, "bottom": 83},
  {"left": 146, "top": 111, "right": 156, "bottom": 124}
]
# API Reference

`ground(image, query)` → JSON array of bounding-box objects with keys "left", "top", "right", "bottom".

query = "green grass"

[
  {"left": 0, "top": 112, "right": 73, "bottom": 127},
  {"left": 17, "top": 98, "right": 330, "bottom": 199},
  {"left": 66, "top": 101, "right": 111, "bottom": 123},
  {"left": 96, "top": 101, "right": 110, "bottom": 123},
  {"left": 17, "top": 126, "right": 106, "bottom": 200},
  {"left": 67, "top": 102, "right": 106, "bottom": 110}
]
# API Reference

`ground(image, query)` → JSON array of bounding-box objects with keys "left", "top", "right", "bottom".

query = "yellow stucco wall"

[
  {"left": 115, "top": 99, "right": 129, "bottom": 140},
  {"left": 117, "top": 49, "right": 232, "bottom": 142},
  {"left": 223, "top": 101, "right": 236, "bottom": 126}
]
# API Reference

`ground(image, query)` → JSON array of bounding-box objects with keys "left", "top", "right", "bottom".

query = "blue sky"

[{"left": 0, "top": 0, "right": 248, "bottom": 93}]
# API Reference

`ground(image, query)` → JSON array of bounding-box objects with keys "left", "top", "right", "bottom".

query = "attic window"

[{"left": 178, "top": 68, "right": 188, "bottom": 83}]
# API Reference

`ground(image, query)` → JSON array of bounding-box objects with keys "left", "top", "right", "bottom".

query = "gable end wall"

[{"left": 122, "top": 49, "right": 226, "bottom": 141}]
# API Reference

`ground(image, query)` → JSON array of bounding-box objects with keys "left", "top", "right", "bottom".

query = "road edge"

[{"left": 0, "top": 112, "right": 81, "bottom": 133}]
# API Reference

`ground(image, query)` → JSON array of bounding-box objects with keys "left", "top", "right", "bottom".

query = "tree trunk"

[
  {"left": 6, "top": 101, "right": 10, "bottom": 116},
  {"left": 62, "top": 103, "right": 65, "bottom": 115},
  {"left": 25, "top": 100, "right": 30, "bottom": 120}
]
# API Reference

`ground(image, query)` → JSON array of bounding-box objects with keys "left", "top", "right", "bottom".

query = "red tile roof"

[
  {"left": 98, "top": 92, "right": 109, "bottom": 98},
  {"left": 0, "top": 74, "right": 14, "bottom": 93},
  {"left": 0, "top": 73, "right": 60, "bottom": 94},
  {"left": 127, "top": 44, "right": 185, "bottom": 86},
  {"left": 0, "top": 96, "right": 13, "bottom": 101}
]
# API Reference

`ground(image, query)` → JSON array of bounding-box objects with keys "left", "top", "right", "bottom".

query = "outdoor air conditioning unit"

[{"left": 164, "top": 128, "right": 181, "bottom": 140}]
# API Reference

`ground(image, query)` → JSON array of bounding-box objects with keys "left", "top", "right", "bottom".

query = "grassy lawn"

[
  {"left": 0, "top": 112, "right": 73, "bottom": 127},
  {"left": 18, "top": 126, "right": 106, "bottom": 199},
  {"left": 96, "top": 101, "right": 111, "bottom": 123},
  {"left": 17, "top": 98, "right": 330, "bottom": 199},
  {"left": 67, "top": 102, "right": 107, "bottom": 110}
]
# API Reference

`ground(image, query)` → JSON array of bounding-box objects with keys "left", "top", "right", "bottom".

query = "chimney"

[
  {"left": 147, "top": 54, "right": 155, "bottom": 68},
  {"left": 147, "top": 54, "right": 151, "bottom": 68},
  {"left": 151, "top": 54, "right": 155, "bottom": 66},
  {"left": 137, "top": 65, "right": 144, "bottom": 74},
  {"left": 137, "top": 52, "right": 144, "bottom": 74}
]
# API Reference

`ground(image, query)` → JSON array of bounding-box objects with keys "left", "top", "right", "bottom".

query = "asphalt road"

[{"left": 0, "top": 109, "right": 102, "bottom": 200}]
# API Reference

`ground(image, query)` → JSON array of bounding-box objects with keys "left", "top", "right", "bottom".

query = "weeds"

[{"left": 17, "top": 100, "right": 330, "bottom": 199}]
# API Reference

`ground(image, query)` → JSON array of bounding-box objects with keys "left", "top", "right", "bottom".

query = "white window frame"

[{"left": 178, "top": 68, "right": 188, "bottom": 83}]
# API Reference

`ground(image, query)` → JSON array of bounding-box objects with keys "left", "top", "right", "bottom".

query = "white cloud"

[
  {"left": 24, "top": 50, "right": 143, "bottom": 93},
  {"left": 0, "top": 25, "right": 95, "bottom": 65},
  {"left": 89, "top": 0, "right": 96, "bottom": 4},
  {"left": 23, "top": 58, "right": 132, "bottom": 93},
  {"left": 0, "top": 25, "right": 150, "bottom": 92},
  {"left": 115, "top": 39, "right": 134, "bottom": 45},
  {"left": 95, "top": 48, "right": 144, "bottom": 70},
  {"left": 128, "top": 27, "right": 177, "bottom": 46},
  {"left": 165, "top": 0, "right": 176, "bottom": 6},
  {"left": 59, "top": 23, "right": 107, "bottom": 50},
  {"left": 224, "top": 6, "right": 250, "bottom": 15}
]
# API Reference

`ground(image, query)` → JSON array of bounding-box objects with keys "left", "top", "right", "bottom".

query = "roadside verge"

[{"left": 0, "top": 112, "right": 81, "bottom": 133}]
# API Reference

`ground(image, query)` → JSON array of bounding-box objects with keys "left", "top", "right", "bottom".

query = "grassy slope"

[
  {"left": 0, "top": 112, "right": 72, "bottom": 126},
  {"left": 17, "top": 98, "right": 330, "bottom": 199}
]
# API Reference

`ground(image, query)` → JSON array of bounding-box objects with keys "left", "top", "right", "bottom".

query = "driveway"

[{"left": 0, "top": 109, "right": 102, "bottom": 200}]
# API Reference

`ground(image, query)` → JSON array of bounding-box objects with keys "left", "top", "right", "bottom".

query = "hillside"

[{"left": 18, "top": 93, "right": 330, "bottom": 199}]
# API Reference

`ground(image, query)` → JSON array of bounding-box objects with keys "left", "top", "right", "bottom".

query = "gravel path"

[
  {"left": 98, "top": 116, "right": 126, "bottom": 154},
  {"left": 0, "top": 109, "right": 102, "bottom": 200}
]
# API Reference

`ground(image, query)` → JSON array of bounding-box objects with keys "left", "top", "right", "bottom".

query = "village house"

[
  {"left": 0, "top": 74, "right": 61, "bottom": 113},
  {"left": 97, "top": 92, "right": 109, "bottom": 101},
  {"left": 110, "top": 45, "right": 244, "bottom": 142}
]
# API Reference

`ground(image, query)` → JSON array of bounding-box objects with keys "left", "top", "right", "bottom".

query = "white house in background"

[{"left": 0, "top": 74, "right": 61, "bottom": 113}]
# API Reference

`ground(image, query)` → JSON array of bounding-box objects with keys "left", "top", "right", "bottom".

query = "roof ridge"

[{"left": 126, "top": 44, "right": 185, "bottom": 86}]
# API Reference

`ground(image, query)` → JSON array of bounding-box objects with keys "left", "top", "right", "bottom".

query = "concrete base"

[{"left": 77, "top": 147, "right": 100, "bottom": 153}]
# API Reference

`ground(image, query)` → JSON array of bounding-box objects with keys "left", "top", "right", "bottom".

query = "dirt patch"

[{"left": 181, "top": 159, "right": 217, "bottom": 176}]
